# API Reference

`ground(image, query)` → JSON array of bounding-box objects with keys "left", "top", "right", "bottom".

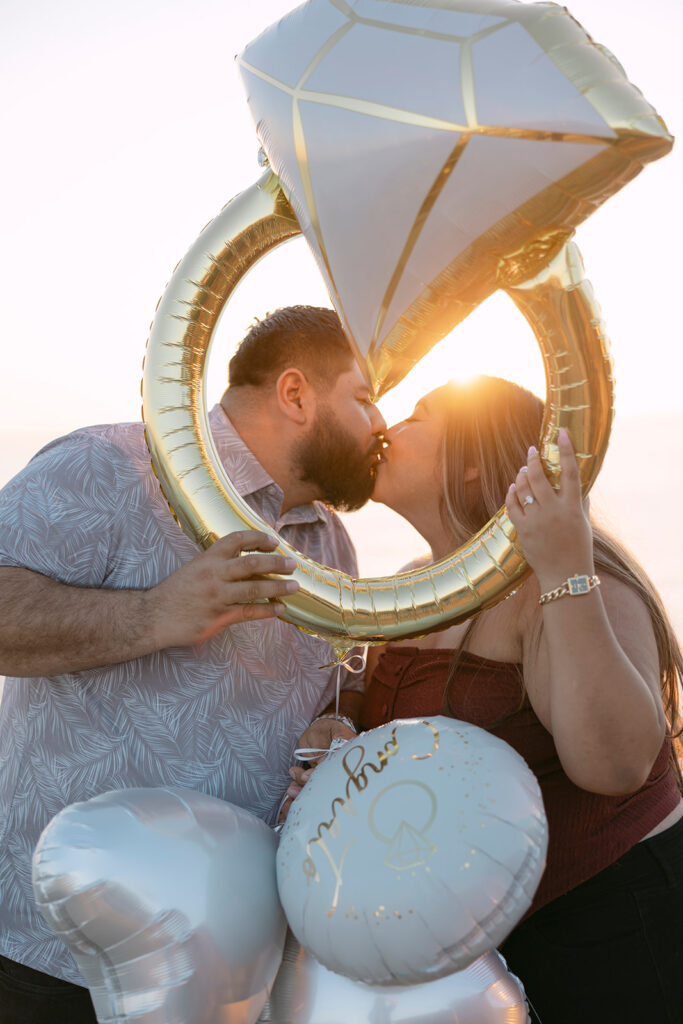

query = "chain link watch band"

[{"left": 538, "top": 573, "right": 601, "bottom": 605}]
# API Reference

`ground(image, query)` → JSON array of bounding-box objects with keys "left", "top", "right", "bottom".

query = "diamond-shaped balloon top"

[{"left": 239, "top": 0, "right": 672, "bottom": 394}]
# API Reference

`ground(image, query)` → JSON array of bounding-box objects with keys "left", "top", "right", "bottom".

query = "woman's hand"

[
  {"left": 276, "top": 715, "right": 357, "bottom": 824},
  {"left": 506, "top": 429, "right": 594, "bottom": 592},
  {"left": 295, "top": 715, "right": 357, "bottom": 764},
  {"left": 506, "top": 430, "right": 665, "bottom": 796},
  {"left": 277, "top": 765, "right": 313, "bottom": 824}
]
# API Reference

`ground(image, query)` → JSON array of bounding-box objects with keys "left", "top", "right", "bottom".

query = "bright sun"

[{"left": 376, "top": 290, "right": 547, "bottom": 428}]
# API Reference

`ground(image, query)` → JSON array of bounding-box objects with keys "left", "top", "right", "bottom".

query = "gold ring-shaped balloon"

[{"left": 142, "top": 170, "right": 614, "bottom": 655}]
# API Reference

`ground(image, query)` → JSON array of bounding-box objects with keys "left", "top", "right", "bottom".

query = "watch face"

[{"left": 569, "top": 575, "right": 590, "bottom": 595}]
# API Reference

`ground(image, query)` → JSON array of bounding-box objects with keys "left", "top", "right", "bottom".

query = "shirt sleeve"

[{"left": 0, "top": 432, "right": 130, "bottom": 587}]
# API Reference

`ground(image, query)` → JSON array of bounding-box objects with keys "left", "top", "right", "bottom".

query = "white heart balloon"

[
  {"left": 277, "top": 717, "right": 547, "bottom": 985},
  {"left": 32, "top": 787, "right": 287, "bottom": 1024}
]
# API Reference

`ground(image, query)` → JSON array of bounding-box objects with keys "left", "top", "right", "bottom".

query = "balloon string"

[
  {"left": 317, "top": 639, "right": 369, "bottom": 670},
  {"left": 334, "top": 645, "right": 367, "bottom": 719},
  {"left": 293, "top": 646, "right": 367, "bottom": 761},
  {"left": 293, "top": 736, "right": 350, "bottom": 762}
]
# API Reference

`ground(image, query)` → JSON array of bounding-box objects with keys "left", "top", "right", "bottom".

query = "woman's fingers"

[
  {"left": 525, "top": 445, "right": 556, "bottom": 503},
  {"left": 512, "top": 450, "right": 542, "bottom": 511},
  {"left": 289, "top": 765, "right": 313, "bottom": 786},
  {"left": 557, "top": 428, "right": 582, "bottom": 500},
  {"left": 506, "top": 482, "right": 524, "bottom": 522},
  {"left": 510, "top": 434, "right": 581, "bottom": 516}
]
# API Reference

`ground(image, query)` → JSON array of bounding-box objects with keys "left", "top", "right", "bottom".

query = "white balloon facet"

[
  {"left": 237, "top": 0, "right": 628, "bottom": 381},
  {"left": 277, "top": 718, "right": 547, "bottom": 986}
]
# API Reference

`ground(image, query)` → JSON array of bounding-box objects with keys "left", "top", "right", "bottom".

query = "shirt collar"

[{"left": 208, "top": 404, "right": 326, "bottom": 528}]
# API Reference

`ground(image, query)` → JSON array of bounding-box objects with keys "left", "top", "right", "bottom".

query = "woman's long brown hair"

[{"left": 437, "top": 376, "right": 683, "bottom": 788}]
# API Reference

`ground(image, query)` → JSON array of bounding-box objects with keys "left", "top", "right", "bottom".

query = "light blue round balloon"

[{"left": 277, "top": 717, "right": 547, "bottom": 986}]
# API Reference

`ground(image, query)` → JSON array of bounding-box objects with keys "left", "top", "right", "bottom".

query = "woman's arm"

[{"left": 508, "top": 430, "right": 665, "bottom": 796}]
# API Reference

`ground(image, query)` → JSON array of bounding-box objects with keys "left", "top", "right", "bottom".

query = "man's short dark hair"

[{"left": 227, "top": 306, "right": 354, "bottom": 389}]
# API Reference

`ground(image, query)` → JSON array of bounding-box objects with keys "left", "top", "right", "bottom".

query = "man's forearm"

[
  {"left": 0, "top": 567, "right": 155, "bottom": 677},
  {"left": 0, "top": 535, "right": 299, "bottom": 678}
]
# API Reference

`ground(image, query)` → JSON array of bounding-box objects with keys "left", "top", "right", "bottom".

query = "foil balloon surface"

[
  {"left": 142, "top": 0, "right": 673, "bottom": 646},
  {"left": 32, "top": 788, "right": 287, "bottom": 1024},
  {"left": 238, "top": 0, "right": 671, "bottom": 395},
  {"left": 276, "top": 717, "right": 547, "bottom": 985},
  {"left": 257, "top": 931, "right": 530, "bottom": 1024}
]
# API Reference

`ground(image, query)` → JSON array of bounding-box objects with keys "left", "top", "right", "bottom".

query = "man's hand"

[
  {"left": 0, "top": 531, "right": 299, "bottom": 677},
  {"left": 147, "top": 530, "right": 299, "bottom": 648}
]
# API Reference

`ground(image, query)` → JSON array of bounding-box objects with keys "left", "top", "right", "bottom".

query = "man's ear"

[{"left": 275, "top": 368, "right": 314, "bottom": 426}]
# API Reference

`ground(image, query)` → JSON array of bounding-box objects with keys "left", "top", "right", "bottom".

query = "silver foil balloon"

[
  {"left": 32, "top": 787, "right": 287, "bottom": 1024},
  {"left": 277, "top": 718, "right": 547, "bottom": 986},
  {"left": 258, "top": 932, "right": 530, "bottom": 1023}
]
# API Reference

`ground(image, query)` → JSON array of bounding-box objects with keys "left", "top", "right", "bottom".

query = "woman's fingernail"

[
  {"left": 520, "top": 465, "right": 528, "bottom": 473},
  {"left": 528, "top": 445, "right": 538, "bottom": 458},
  {"left": 508, "top": 483, "right": 516, "bottom": 493},
  {"left": 286, "top": 784, "right": 300, "bottom": 797},
  {"left": 558, "top": 428, "right": 570, "bottom": 445}
]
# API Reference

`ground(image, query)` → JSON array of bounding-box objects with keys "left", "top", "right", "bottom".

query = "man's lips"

[{"left": 372, "top": 438, "right": 389, "bottom": 464}]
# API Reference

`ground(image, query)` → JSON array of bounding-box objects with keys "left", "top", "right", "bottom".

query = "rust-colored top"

[{"left": 361, "top": 645, "right": 680, "bottom": 915}]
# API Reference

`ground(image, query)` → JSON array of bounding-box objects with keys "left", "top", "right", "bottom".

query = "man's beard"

[{"left": 294, "top": 405, "right": 381, "bottom": 512}]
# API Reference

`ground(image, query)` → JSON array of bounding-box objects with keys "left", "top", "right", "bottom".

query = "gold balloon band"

[{"left": 142, "top": 170, "right": 614, "bottom": 654}]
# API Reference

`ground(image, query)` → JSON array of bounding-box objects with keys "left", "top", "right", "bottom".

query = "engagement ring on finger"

[{"left": 524, "top": 495, "right": 534, "bottom": 506}]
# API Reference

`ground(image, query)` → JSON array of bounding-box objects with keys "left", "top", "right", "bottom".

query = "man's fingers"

[
  {"left": 213, "top": 530, "right": 280, "bottom": 558},
  {"left": 198, "top": 602, "right": 286, "bottom": 642},
  {"left": 223, "top": 551, "right": 298, "bottom": 582},
  {"left": 224, "top": 578, "right": 299, "bottom": 605}
]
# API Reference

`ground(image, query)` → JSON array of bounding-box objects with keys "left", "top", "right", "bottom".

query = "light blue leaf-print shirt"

[{"left": 0, "top": 405, "right": 360, "bottom": 983}]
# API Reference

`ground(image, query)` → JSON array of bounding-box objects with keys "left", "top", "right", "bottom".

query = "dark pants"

[
  {"left": 0, "top": 955, "right": 96, "bottom": 1024},
  {"left": 500, "top": 816, "right": 683, "bottom": 1024}
]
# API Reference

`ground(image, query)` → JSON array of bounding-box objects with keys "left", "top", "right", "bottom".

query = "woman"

[{"left": 291, "top": 376, "right": 683, "bottom": 1023}]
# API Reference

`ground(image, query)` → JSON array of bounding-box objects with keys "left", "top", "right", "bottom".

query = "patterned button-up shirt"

[{"left": 0, "top": 405, "right": 359, "bottom": 983}]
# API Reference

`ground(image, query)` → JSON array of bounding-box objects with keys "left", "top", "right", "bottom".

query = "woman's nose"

[{"left": 370, "top": 403, "right": 387, "bottom": 434}]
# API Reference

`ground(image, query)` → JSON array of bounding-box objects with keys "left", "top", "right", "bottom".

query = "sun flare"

[{"left": 376, "top": 291, "right": 546, "bottom": 428}]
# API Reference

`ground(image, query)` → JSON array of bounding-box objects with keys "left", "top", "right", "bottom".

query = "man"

[{"left": 0, "top": 305, "right": 386, "bottom": 1019}]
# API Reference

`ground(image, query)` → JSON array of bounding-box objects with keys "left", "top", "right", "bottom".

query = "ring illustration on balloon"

[{"left": 31, "top": 1, "right": 674, "bottom": 1023}]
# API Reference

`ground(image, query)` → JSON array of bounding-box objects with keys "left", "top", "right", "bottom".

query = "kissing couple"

[{"left": 0, "top": 305, "right": 681, "bottom": 1022}]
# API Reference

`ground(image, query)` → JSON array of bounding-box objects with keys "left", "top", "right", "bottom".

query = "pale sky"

[{"left": 1, "top": 0, "right": 681, "bottom": 445}]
